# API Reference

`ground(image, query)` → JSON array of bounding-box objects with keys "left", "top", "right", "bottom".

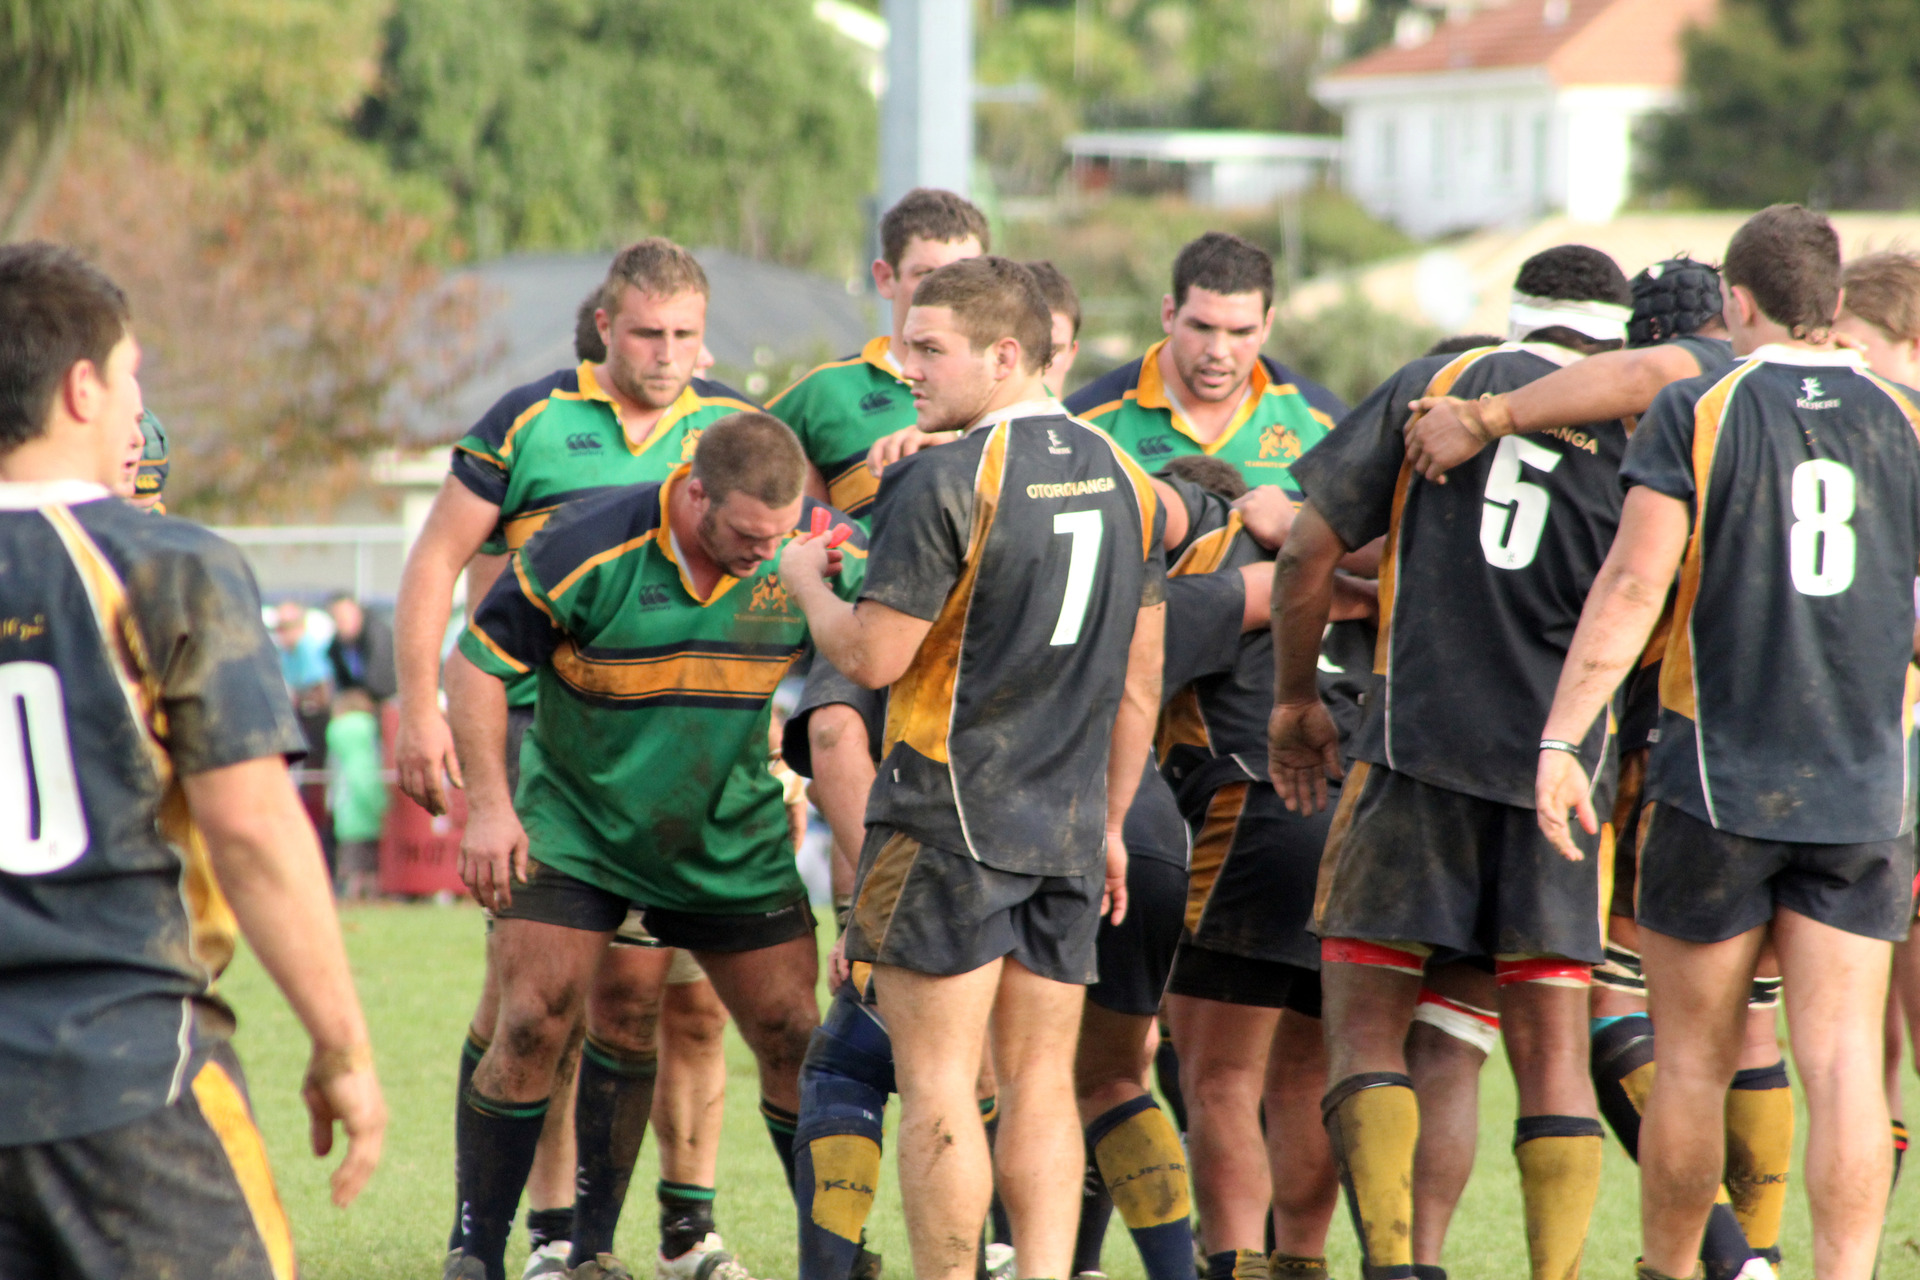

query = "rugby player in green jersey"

[
  {"left": 443, "top": 415, "right": 865, "bottom": 1280},
  {"left": 769, "top": 188, "right": 988, "bottom": 528},
  {"left": 394, "top": 241, "right": 755, "bottom": 1280}
]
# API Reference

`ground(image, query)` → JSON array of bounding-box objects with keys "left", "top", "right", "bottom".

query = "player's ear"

[
  {"left": 61, "top": 358, "right": 105, "bottom": 426},
  {"left": 1161, "top": 294, "right": 1177, "bottom": 333},
  {"left": 872, "top": 258, "right": 896, "bottom": 300}
]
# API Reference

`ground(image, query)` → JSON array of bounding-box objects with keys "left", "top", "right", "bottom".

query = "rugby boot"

[
  {"left": 570, "top": 1254, "right": 637, "bottom": 1280},
  {"left": 443, "top": 1250, "right": 490, "bottom": 1280},
  {"left": 656, "top": 1232, "right": 766, "bottom": 1280},
  {"left": 523, "top": 1240, "right": 570, "bottom": 1278}
]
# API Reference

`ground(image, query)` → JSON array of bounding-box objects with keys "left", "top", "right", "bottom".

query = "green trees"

[
  {"left": 1646, "top": 0, "right": 1920, "bottom": 209},
  {"left": 0, "top": 0, "right": 170, "bottom": 235},
  {"left": 359, "top": 0, "right": 877, "bottom": 271}
]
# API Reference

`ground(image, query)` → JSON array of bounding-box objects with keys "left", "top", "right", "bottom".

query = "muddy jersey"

[
  {"left": 459, "top": 468, "right": 867, "bottom": 912},
  {"left": 861, "top": 401, "right": 1165, "bottom": 877},
  {"left": 1066, "top": 344, "right": 1346, "bottom": 493},
  {"left": 1292, "top": 343, "right": 1630, "bottom": 808},
  {"left": 0, "top": 484, "right": 304, "bottom": 1144},
  {"left": 1154, "top": 477, "right": 1376, "bottom": 806},
  {"left": 766, "top": 336, "right": 916, "bottom": 525},
  {"left": 1622, "top": 345, "right": 1920, "bottom": 842}
]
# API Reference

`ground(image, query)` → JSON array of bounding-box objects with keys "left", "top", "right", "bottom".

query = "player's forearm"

[
  {"left": 788, "top": 573, "right": 871, "bottom": 683},
  {"left": 1329, "top": 572, "right": 1379, "bottom": 623},
  {"left": 1540, "top": 562, "right": 1672, "bottom": 745},
  {"left": 1271, "top": 504, "right": 1348, "bottom": 705},
  {"left": 184, "top": 759, "right": 372, "bottom": 1058},
  {"left": 394, "top": 545, "right": 463, "bottom": 721},
  {"left": 1502, "top": 346, "right": 1693, "bottom": 435},
  {"left": 807, "top": 711, "right": 876, "bottom": 896},
  {"left": 444, "top": 652, "right": 513, "bottom": 814},
  {"left": 1106, "top": 603, "right": 1165, "bottom": 833}
]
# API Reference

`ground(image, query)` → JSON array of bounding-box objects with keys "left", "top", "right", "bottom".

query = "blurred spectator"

[
  {"left": 272, "top": 600, "right": 333, "bottom": 716},
  {"left": 326, "top": 688, "right": 390, "bottom": 900},
  {"left": 326, "top": 593, "right": 397, "bottom": 701}
]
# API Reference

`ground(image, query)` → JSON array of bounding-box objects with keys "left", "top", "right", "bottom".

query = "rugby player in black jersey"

[
  {"left": 1539, "top": 206, "right": 1920, "bottom": 1280},
  {"left": 0, "top": 242, "right": 385, "bottom": 1278},
  {"left": 782, "top": 257, "right": 1165, "bottom": 1280},
  {"left": 1271, "top": 245, "right": 1639, "bottom": 1280}
]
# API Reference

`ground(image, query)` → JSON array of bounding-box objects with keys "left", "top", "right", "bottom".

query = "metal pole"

[{"left": 879, "top": 0, "right": 974, "bottom": 213}]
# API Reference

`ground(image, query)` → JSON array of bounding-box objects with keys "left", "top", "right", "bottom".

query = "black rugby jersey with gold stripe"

[
  {"left": 0, "top": 483, "right": 303, "bottom": 1143},
  {"left": 1292, "top": 343, "right": 1628, "bottom": 808},
  {"left": 460, "top": 468, "right": 866, "bottom": 912},
  {"left": 861, "top": 400, "right": 1166, "bottom": 877},
  {"left": 1623, "top": 346, "right": 1920, "bottom": 842}
]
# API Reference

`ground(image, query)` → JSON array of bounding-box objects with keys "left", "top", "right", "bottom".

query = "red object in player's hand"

[
  {"left": 809, "top": 508, "right": 829, "bottom": 536},
  {"left": 826, "top": 524, "right": 852, "bottom": 549}
]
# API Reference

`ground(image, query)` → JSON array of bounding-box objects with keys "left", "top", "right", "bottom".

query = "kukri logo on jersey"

[{"left": 1797, "top": 377, "right": 1839, "bottom": 410}]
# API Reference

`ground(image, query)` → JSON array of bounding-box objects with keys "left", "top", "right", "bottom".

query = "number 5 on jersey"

[
  {"left": 1051, "top": 509, "right": 1104, "bottom": 645},
  {"left": 0, "top": 661, "right": 89, "bottom": 875},
  {"left": 1480, "top": 436, "right": 1562, "bottom": 570}
]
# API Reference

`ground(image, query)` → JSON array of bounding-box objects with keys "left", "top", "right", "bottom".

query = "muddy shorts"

[
  {"left": 1184, "top": 780, "right": 1330, "bottom": 970},
  {"left": 1314, "top": 762, "right": 1608, "bottom": 964},
  {"left": 846, "top": 826, "right": 1102, "bottom": 984},
  {"left": 0, "top": 1042, "right": 294, "bottom": 1280},
  {"left": 1166, "top": 943, "right": 1323, "bottom": 1015},
  {"left": 1637, "top": 801, "right": 1916, "bottom": 944},
  {"left": 1089, "top": 854, "right": 1189, "bottom": 1016},
  {"left": 496, "top": 860, "right": 814, "bottom": 953}
]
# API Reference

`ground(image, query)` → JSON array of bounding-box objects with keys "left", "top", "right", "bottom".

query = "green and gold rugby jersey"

[
  {"left": 459, "top": 466, "right": 867, "bottom": 913},
  {"left": 450, "top": 362, "right": 756, "bottom": 707},
  {"left": 451, "top": 361, "right": 758, "bottom": 557},
  {"left": 767, "top": 336, "right": 916, "bottom": 525},
  {"left": 1065, "top": 341, "right": 1346, "bottom": 493}
]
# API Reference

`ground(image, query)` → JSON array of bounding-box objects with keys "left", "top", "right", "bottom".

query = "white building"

[
  {"left": 1065, "top": 131, "right": 1343, "bottom": 209},
  {"left": 1315, "top": 0, "right": 1717, "bottom": 237}
]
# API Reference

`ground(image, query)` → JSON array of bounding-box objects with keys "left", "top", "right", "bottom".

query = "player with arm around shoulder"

[
  {"left": 1538, "top": 206, "right": 1920, "bottom": 1280},
  {"left": 781, "top": 256, "right": 1165, "bottom": 1280},
  {"left": 0, "top": 243, "right": 383, "bottom": 1279}
]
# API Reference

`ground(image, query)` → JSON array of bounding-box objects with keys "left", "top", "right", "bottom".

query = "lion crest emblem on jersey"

[
  {"left": 680, "top": 428, "right": 704, "bottom": 462},
  {"left": 1257, "top": 424, "right": 1302, "bottom": 463},
  {"left": 749, "top": 576, "right": 793, "bottom": 614}
]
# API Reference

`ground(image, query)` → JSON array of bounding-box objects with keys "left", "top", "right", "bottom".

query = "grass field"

[{"left": 225, "top": 902, "right": 1920, "bottom": 1279}]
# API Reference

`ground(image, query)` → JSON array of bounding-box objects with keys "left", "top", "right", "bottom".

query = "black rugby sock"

[
  {"left": 456, "top": 1089, "right": 548, "bottom": 1279},
  {"left": 1074, "top": 1152, "right": 1114, "bottom": 1275},
  {"left": 450, "top": 1030, "right": 489, "bottom": 1251},
  {"left": 1154, "top": 1036, "right": 1188, "bottom": 1134},
  {"left": 525, "top": 1206, "right": 574, "bottom": 1252},
  {"left": 763, "top": 1099, "right": 801, "bottom": 1194},
  {"left": 659, "top": 1180, "right": 718, "bottom": 1259},
  {"left": 567, "top": 1037, "right": 659, "bottom": 1267}
]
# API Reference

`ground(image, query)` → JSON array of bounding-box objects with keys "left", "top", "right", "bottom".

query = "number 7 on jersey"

[{"left": 1050, "top": 510, "right": 1104, "bottom": 645}]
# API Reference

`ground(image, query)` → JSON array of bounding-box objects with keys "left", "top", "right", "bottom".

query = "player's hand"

[
  {"left": 867, "top": 426, "right": 957, "bottom": 475},
  {"left": 1269, "top": 699, "right": 1345, "bottom": 814},
  {"left": 780, "top": 511, "right": 853, "bottom": 586},
  {"left": 1535, "top": 749, "right": 1596, "bottom": 862},
  {"left": 460, "top": 803, "right": 529, "bottom": 911},
  {"left": 828, "top": 932, "right": 852, "bottom": 989},
  {"left": 1403, "top": 395, "right": 1496, "bottom": 483},
  {"left": 395, "top": 707, "right": 463, "bottom": 815},
  {"left": 1232, "top": 485, "right": 1298, "bottom": 551},
  {"left": 301, "top": 1044, "right": 386, "bottom": 1207},
  {"left": 1101, "top": 829, "right": 1129, "bottom": 926}
]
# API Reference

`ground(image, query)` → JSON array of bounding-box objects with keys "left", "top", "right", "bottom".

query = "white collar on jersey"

[
  {"left": 1506, "top": 293, "right": 1631, "bottom": 344},
  {"left": 0, "top": 479, "right": 111, "bottom": 510},
  {"left": 1744, "top": 343, "right": 1867, "bottom": 369},
  {"left": 963, "top": 397, "right": 1068, "bottom": 436}
]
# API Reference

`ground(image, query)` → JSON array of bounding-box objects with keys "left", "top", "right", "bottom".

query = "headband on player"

[{"left": 1506, "top": 292, "right": 1631, "bottom": 344}]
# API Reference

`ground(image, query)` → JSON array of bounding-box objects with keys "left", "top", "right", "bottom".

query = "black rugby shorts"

[
  {"left": 1089, "top": 854, "right": 1188, "bottom": 1016},
  {"left": 1184, "top": 781, "right": 1331, "bottom": 969},
  {"left": 497, "top": 860, "right": 814, "bottom": 952}
]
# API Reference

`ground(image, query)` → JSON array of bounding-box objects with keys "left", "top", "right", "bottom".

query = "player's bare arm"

[
  {"left": 183, "top": 756, "right": 387, "bottom": 1207},
  {"left": 781, "top": 529, "right": 932, "bottom": 688},
  {"left": 443, "top": 648, "right": 529, "bottom": 910},
  {"left": 1404, "top": 343, "right": 1703, "bottom": 483},
  {"left": 1535, "top": 485, "right": 1691, "bottom": 859},
  {"left": 807, "top": 704, "right": 877, "bottom": 900},
  {"left": 1267, "top": 502, "right": 1350, "bottom": 814},
  {"left": 393, "top": 476, "right": 501, "bottom": 813},
  {"left": 1103, "top": 601, "right": 1166, "bottom": 926}
]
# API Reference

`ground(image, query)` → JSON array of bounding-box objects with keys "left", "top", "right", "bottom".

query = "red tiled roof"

[{"left": 1322, "top": 0, "right": 1717, "bottom": 87}]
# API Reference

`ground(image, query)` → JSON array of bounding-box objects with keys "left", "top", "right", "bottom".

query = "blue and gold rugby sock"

[{"left": 1089, "top": 1095, "right": 1193, "bottom": 1280}]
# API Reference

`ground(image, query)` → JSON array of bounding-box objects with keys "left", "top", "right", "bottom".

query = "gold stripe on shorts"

[
  {"left": 1185, "top": 783, "right": 1248, "bottom": 933},
  {"left": 192, "top": 1058, "right": 296, "bottom": 1280},
  {"left": 1313, "top": 760, "right": 1371, "bottom": 932},
  {"left": 853, "top": 832, "right": 923, "bottom": 957}
]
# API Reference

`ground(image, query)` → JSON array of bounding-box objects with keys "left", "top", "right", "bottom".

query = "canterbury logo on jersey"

[
  {"left": 566, "top": 433, "right": 604, "bottom": 451},
  {"left": 1797, "top": 377, "right": 1840, "bottom": 410},
  {"left": 1136, "top": 436, "right": 1175, "bottom": 457},
  {"left": 635, "top": 584, "right": 671, "bottom": 611},
  {"left": 859, "top": 391, "right": 896, "bottom": 414}
]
